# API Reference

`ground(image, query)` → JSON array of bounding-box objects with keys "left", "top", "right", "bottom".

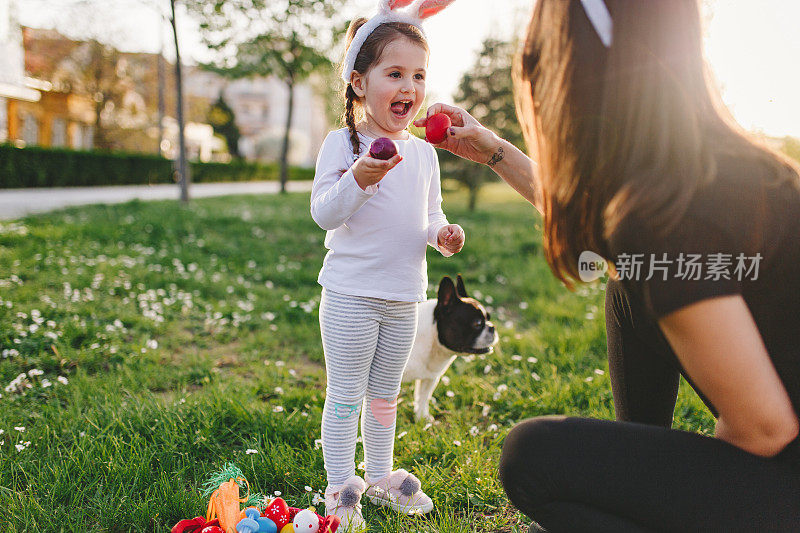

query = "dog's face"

[{"left": 433, "top": 275, "right": 498, "bottom": 354}]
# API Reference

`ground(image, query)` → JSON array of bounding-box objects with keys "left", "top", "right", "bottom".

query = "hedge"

[{"left": 0, "top": 144, "right": 314, "bottom": 188}]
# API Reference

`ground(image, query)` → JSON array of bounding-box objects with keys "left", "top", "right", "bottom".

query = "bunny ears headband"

[
  {"left": 580, "top": 0, "right": 613, "bottom": 47},
  {"left": 341, "top": 0, "right": 456, "bottom": 83}
]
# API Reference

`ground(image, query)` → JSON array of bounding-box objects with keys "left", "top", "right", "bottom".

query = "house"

[
  {"left": 0, "top": 0, "right": 40, "bottom": 144},
  {"left": 0, "top": 3, "right": 96, "bottom": 150},
  {"left": 5, "top": 0, "right": 329, "bottom": 167},
  {"left": 182, "top": 67, "right": 329, "bottom": 167}
]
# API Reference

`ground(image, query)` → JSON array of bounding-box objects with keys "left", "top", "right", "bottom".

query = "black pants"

[{"left": 499, "top": 278, "right": 800, "bottom": 532}]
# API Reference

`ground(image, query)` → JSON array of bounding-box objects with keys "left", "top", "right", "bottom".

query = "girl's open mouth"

[{"left": 390, "top": 101, "right": 413, "bottom": 118}]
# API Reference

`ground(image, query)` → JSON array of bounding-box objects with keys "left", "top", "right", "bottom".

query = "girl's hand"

[
  {"left": 351, "top": 153, "right": 403, "bottom": 190},
  {"left": 414, "top": 103, "right": 502, "bottom": 165},
  {"left": 437, "top": 224, "right": 465, "bottom": 254}
]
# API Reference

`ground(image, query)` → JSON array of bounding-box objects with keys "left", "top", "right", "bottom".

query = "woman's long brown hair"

[{"left": 515, "top": 0, "right": 799, "bottom": 287}]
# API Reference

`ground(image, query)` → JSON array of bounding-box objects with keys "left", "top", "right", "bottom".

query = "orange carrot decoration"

[{"left": 202, "top": 464, "right": 264, "bottom": 533}]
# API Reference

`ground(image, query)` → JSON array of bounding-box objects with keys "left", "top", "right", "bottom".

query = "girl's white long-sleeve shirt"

[{"left": 310, "top": 128, "right": 451, "bottom": 302}]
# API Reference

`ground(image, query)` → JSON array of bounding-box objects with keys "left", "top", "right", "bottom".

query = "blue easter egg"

[
  {"left": 245, "top": 507, "right": 261, "bottom": 520},
  {"left": 236, "top": 517, "right": 260, "bottom": 533},
  {"left": 257, "top": 516, "right": 278, "bottom": 533}
]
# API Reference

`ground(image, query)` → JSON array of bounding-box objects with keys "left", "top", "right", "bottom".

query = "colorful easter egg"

[
  {"left": 292, "top": 509, "right": 320, "bottom": 533},
  {"left": 264, "top": 497, "right": 292, "bottom": 530},
  {"left": 257, "top": 517, "right": 278, "bottom": 533}
]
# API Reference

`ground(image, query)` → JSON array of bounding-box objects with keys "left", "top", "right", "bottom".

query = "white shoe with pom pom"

[
  {"left": 325, "top": 475, "right": 367, "bottom": 532},
  {"left": 365, "top": 469, "right": 434, "bottom": 515}
]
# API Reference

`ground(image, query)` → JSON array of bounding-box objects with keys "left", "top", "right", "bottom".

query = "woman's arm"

[
  {"left": 414, "top": 103, "right": 542, "bottom": 213},
  {"left": 658, "top": 295, "right": 799, "bottom": 457}
]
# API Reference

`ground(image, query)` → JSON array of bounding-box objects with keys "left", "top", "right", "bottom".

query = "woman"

[{"left": 414, "top": 0, "right": 800, "bottom": 531}]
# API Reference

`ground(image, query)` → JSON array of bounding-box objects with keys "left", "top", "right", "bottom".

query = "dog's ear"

[
  {"left": 437, "top": 276, "right": 456, "bottom": 307},
  {"left": 456, "top": 274, "right": 468, "bottom": 298}
]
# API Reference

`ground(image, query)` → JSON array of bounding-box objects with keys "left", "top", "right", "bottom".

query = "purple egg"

[{"left": 369, "top": 137, "right": 398, "bottom": 160}]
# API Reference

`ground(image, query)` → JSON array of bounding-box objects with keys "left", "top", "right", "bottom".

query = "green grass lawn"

[{"left": 0, "top": 183, "right": 715, "bottom": 532}]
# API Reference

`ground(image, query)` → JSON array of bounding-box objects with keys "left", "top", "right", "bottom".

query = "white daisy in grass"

[
  {"left": 397, "top": 431, "right": 407, "bottom": 440},
  {"left": 312, "top": 493, "right": 325, "bottom": 505},
  {"left": 440, "top": 376, "right": 450, "bottom": 386},
  {"left": 246, "top": 449, "right": 259, "bottom": 455},
  {"left": 584, "top": 377, "right": 594, "bottom": 383},
  {"left": 483, "top": 365, "right": 492, "bottom": 375},
  {"left": 445, "top": 390, "right": 455, "bottom": 398},
  {"left": 305, "top": 486, "right": 313, "bottom": 492},
  {"left": 57, "top": 376, "right": 69, "bottom": 385},
  {"left": 272, "top": 406, "right": 284, "bottom": 413},
  {"left": 487, "top": 424, "right": 499, "bottom": 432},
  {"left": 358, "top": 461, "right": 366, "bottom": 471},
  {"left": 14, "top": 426, "right": 24, "bottom": 432},
  {"left": 528, "top": 357, "right": 538, "bottom": 363},
  {"left": 314, "top": 439, "right": 323, "bottom": 450},
  {"left": 594, "top": 369, "right": 605, "bottom": 375},
  {"left": 469, "top": 426, "right": 479, "bottom": 437},
  {"left": 511, "top": 355, "right": 522, "bottom": 361},
  {"left": 531, "top": 373, "right": 541, "bottom": 382},
  {"left": 453, "top": 440, "right": 462, "bottom": 447}
]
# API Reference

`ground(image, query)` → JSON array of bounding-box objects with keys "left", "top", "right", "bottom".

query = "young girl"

[{"left": 310, "top": 1, "right": 462, "bottom": 530}]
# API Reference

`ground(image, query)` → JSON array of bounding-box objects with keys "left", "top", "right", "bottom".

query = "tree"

[
  {"left": 207, "top": 94, "right": 241, "bottom": 158},
  {"left": 187, "top": 0, "right": 349, "bottom": 193},
  {"left": 782, "top": 136, "right": 800, "bottom": 164},
  {"left": 446, "top": 38, "right": 524, "bottom": 211}
]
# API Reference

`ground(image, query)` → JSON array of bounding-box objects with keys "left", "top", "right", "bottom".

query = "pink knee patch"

[{"left": 370, "top": 397, "right": 398, "bottom": 428}]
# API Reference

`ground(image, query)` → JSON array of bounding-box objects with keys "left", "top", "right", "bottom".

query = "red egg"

[
  {"left": 369, "top": 137, "right": 398, "bottom": 160},
  {"left": 425, "top": 113, "right": 451, "bottom": 144},
  {"left": 264, "top": 497, "right": 292, "bottom": 529}
]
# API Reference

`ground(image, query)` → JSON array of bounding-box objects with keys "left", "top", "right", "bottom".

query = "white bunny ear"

[
  {"left": 417, "top": 0, "right": 456, "bottom": 19},
  {"left": 387, "top": 0, "right": 417, "bottom": 10}
]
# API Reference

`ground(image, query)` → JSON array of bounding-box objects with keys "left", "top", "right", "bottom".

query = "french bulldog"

[{"left": 402, "top": 275, "right": 498, "bottom": 420}]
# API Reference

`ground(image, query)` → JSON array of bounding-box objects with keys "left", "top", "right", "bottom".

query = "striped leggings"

[{"left": 319, "top": 288, "right": 418, "bottom": 487}]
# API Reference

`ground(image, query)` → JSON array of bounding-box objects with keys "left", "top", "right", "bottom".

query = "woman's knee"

[{"left": 499, "top": 416, "right": 571, "bottom": 511}]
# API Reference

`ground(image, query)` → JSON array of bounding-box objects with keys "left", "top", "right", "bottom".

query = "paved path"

[{"left": 0, "top": 181, "right": 313, "bottom": 220}]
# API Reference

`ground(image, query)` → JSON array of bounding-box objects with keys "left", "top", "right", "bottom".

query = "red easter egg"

[
  {"left": 369, "top": 137, "right": 398, "bottom": 160},
  {"left": 264, "top": 497, "right": 292, "bottom": 529},
  {"left": 425, "top": 113, "right": 451, "bottom": 144}
]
